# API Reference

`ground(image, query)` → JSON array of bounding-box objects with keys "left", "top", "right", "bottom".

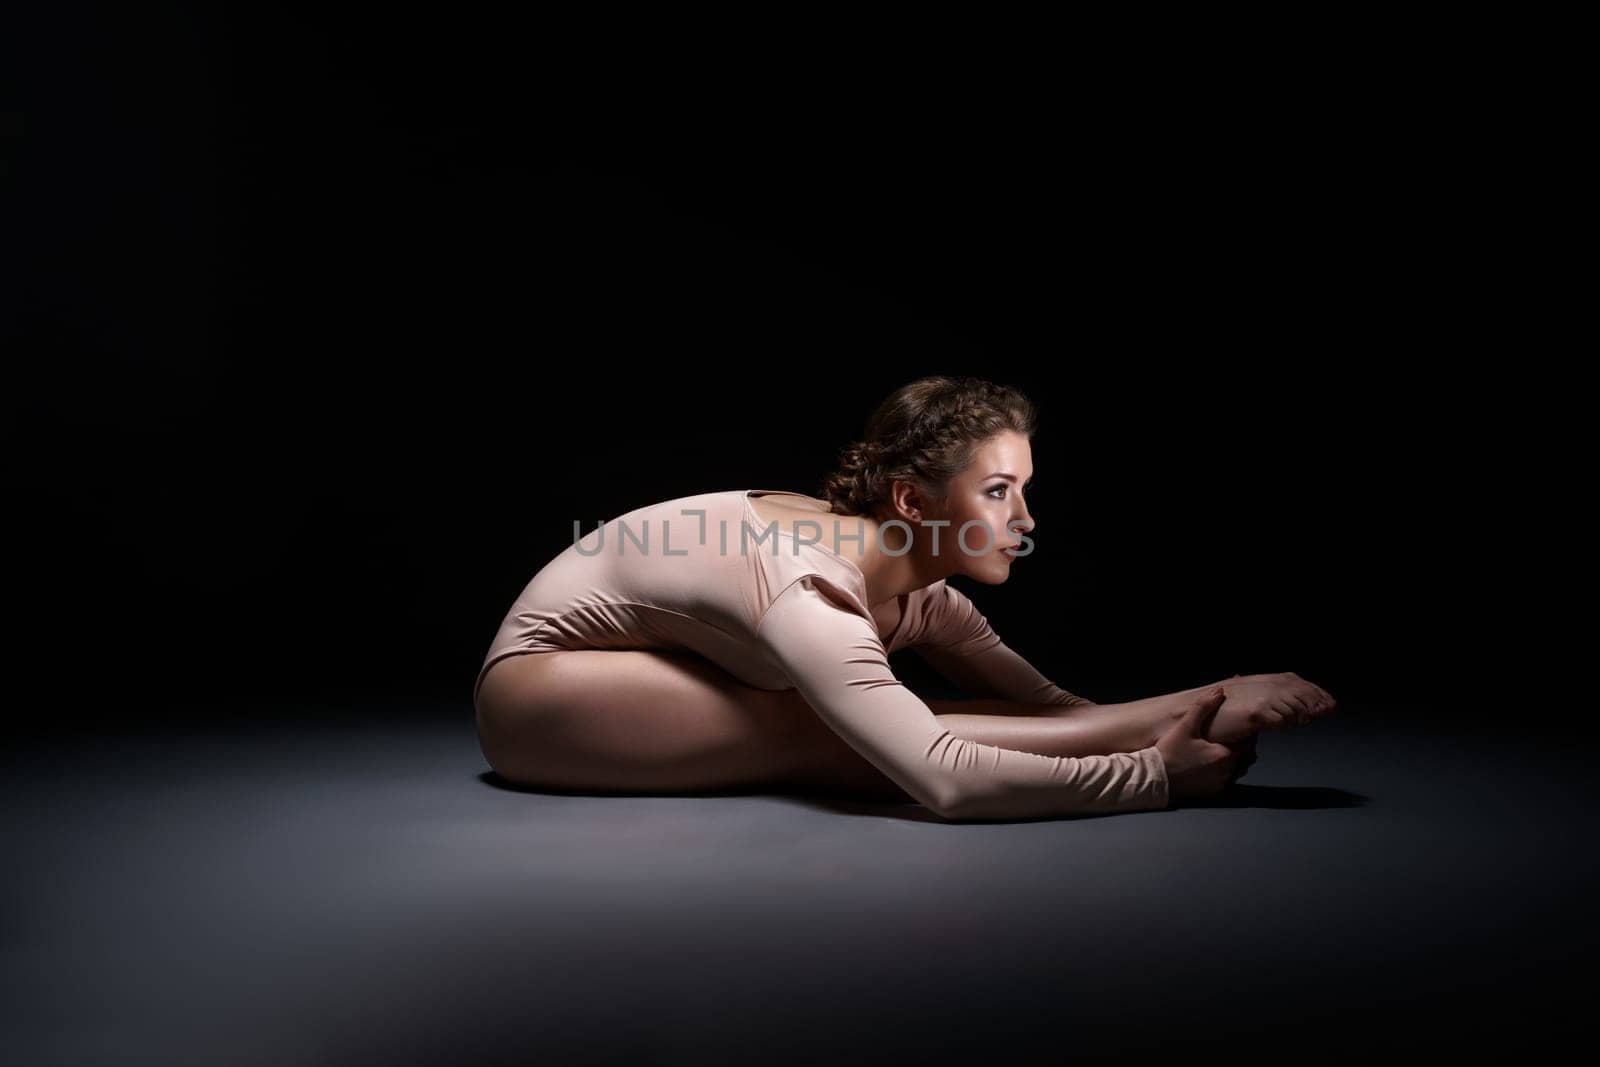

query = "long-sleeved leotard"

[{"left": 475, "top": 488, "right": 1169, "bottom": 821}]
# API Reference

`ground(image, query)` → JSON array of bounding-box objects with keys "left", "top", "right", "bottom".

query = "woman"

[{"left": 473, "top": 376, "right": 1336, "bottom": 821}]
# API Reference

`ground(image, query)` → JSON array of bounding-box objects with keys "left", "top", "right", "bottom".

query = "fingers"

[
  {"left": 1210, "top": 742, "right": 1236, "bottom": 773},
  {"left": 1188, "top": 687, "right": 1227, "bottom": 735},
  {"left": 1214, "top": 743, "right": 1243, "bottom": 790},
  {"left": 1223, "top": 736, "right": 1256, "bottom": 762}
]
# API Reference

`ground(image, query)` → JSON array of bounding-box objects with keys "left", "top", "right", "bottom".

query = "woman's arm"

[
  {"left": 906, "top": 583, "right": 1227, "bottom": 750},
  {"left": 913, "top": 641, "right": 1095, "bottom": 708},
  {"left": 756, "top": 576, "right": 1169, "bottom": 821},
  {"left": 907, "top": 581, "right": 1095, "bottom": 708}
]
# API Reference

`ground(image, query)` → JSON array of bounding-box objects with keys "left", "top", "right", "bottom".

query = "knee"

[
  {"left": 473, "top": 702, "right": 508, "bottom": 777},
  {"left": 474, "top": 689, "right": 559, "bottom": 785},
  {"left": 477, "top": 717, "right": 553, "bottom": 787},
  {"left": 474, "top": 702, "right": 516, "bottom": 781}
]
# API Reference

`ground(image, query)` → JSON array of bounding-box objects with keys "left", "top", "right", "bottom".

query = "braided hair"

[{"left": 818, "top": 376, "right": 1039, "bottom": 518}]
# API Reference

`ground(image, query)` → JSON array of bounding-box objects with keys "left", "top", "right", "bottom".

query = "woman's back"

[{"left": 475, "top": 488, "right": 911, "bottom": 708}]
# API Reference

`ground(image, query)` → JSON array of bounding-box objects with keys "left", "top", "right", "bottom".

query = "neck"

[{"left": 836, "top": 510, "right": 955, "bottom": 608}]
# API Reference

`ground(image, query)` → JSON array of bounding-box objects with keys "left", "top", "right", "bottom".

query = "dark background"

[
  {"left": 11, "top": 7, "right": 1527, "bottom": 732},
  {"left": 8, "top": 12, "right": 1590, "bottom": 1067}
]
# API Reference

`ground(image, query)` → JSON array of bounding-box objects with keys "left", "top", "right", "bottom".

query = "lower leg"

[{"left": 924, "top": 694, "right": 1188, "bottom": 757}]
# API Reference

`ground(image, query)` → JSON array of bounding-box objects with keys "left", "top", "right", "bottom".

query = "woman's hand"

[
  {"left": 1157, "top": 688, "right": 1239, "bottom": 801},
  {"left": 1201, "top": 672, "right": 1338, "bottom": 744},
  {"left": 1221, "top": 733, "right": 1258, "bottom": 785}
]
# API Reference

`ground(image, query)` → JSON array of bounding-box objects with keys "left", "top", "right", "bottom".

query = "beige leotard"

[{"left": 475, "top": 488, "right": 1169, "bottom": 820}]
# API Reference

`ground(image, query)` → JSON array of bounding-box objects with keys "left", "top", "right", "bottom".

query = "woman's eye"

[
  {"left": 985, "top": 483, "right": 1036, "bottom": 502},
  {"left": 988, "top": 483, "right": 1031, "bottom": 498}
]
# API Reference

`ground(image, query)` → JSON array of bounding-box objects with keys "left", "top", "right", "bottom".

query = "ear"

[{"left": 888, "top": 480, "right": 923, "bottom": 522}]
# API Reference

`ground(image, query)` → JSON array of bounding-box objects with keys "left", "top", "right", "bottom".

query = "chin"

[{"left": 959, "top": 555, "right": 1012, "bottom": 585}]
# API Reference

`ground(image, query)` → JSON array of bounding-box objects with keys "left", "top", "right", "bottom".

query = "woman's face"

[{"left": 920, "top": 430, "right": 1036, "bottom": 584}]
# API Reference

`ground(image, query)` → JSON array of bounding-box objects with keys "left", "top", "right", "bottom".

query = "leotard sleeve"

[
  {"left": 910, "top": 580, "right": 1093, "bottom": 707},
  {"left": 755, "top": 576, "right": 1169, "bottom": 822}
]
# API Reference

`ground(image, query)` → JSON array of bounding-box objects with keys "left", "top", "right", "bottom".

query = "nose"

[{"left": 1010, "top": 502, "right": 1035, "bottom": 541}]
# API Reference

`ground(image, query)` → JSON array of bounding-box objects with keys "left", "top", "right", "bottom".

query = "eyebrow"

[{"left": 985, "top": 472, "right": 1034, "bottom": 483}]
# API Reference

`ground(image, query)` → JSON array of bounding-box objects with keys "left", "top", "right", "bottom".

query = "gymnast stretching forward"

[{"left": 474, "top": 376, "right": 1336, "bottom": 820}]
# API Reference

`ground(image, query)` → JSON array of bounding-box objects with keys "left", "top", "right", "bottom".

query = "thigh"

[{"left": 474, "top": 648, "right": 814, "bottom": 793}]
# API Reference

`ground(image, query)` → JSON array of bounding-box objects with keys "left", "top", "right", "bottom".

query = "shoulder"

[{"left": 756, "top": 572, "right": 878, "bottom": 640}]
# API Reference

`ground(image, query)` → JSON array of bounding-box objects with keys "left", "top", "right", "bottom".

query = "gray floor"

[{"left": 4, "top": 705, "right": 1594, "bottom": 1066}]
